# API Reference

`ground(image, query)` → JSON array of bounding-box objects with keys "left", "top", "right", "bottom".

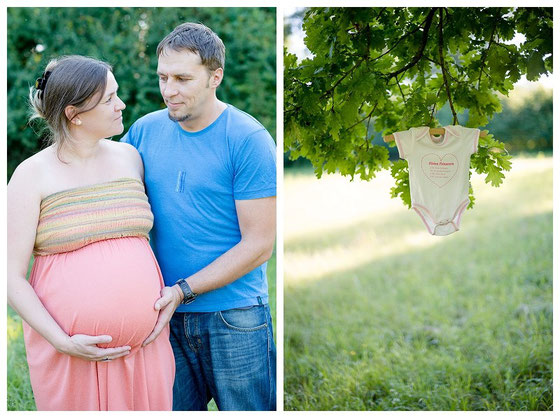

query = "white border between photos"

[
  {"left": 275, "top": 6, "right": 285, "bottom": 413},
  {"left": 552, "top": 5, "right": 558, "bottom": 416}
]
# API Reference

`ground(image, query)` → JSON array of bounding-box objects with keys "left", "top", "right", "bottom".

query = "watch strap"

[{"left": 176, "top": 279, "right": 197, "bottom": 304}]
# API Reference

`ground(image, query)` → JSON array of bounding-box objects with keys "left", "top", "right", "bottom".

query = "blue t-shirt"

[{"left": 121, "top": 104, "right": 276, "bottom": 312}]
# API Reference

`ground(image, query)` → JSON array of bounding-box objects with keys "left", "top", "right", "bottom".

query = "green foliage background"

[
  {"left": 284, "top": 7, "right": 552, "bottom": 208},
  {"left": 484, "top": 88, "right": 552, "bottom": 153},
  {"left": 7, "top": 7, "right": 276, "bottom": 178}
]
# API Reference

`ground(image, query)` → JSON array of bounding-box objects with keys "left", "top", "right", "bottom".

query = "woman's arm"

[{"left": 7, "top": 159, "right": 131, "bottom": 361}]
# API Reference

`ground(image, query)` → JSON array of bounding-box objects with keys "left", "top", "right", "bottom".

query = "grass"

[
  {"left": 284, "top": 155, "right": 552, "bottom": 411},
  {"left": 7, "top": 252, "right": 277, "bottom": 411},
  {"left": 7, "top": 306, "right": 35, "bottom": 411}
]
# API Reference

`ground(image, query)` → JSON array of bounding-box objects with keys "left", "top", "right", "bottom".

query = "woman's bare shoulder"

[
  {"left": 8, "top": 147, "right": 56, "bottom": 198},
  {"left": 103, "top": 139, "right": 142, "bottom": 161},
  {"left": 102, "top": 139, "right": 143, "bottom": 178},
  {"left": 10, "top": 147, "right": 55, "bottom": 181}
]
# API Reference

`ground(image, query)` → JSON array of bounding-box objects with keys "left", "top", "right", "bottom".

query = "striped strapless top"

[{"left": 34, "top": 178, "right": 154, "bottom": 256}]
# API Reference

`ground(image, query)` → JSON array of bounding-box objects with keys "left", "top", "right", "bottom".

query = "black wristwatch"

[{"left": 175, "top": 279, "right": 197, "bottom": 304}]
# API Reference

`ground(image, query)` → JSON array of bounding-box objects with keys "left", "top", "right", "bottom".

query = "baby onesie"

[{"left": 394, "top": 125, "right": 480, "bottom": 236}]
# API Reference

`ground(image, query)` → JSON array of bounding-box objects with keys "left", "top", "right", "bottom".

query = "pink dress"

[{"left": 22, "top": 178, "right": 175, "bottom": 410}]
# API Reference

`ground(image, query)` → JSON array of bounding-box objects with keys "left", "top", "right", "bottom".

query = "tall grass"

[{"left": 284, "top": 155, "right": 552, "bottom": 410}]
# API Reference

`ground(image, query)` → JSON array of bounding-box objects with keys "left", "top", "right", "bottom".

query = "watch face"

[{"left": 184, "top": 290, "right": 195, "bottom": 302}]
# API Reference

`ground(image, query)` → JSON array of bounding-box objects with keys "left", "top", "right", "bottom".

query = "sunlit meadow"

[{"left": 284, "top": 155, "right": 552, "bottom": 410}]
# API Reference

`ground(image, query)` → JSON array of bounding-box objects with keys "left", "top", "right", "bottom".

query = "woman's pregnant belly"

[{"left": 30, "top": 237, "right": 162, "bottom": 350}]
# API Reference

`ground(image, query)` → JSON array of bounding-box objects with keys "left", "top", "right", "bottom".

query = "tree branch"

[
  {"left": 396, "top": 77, "right": 407, "bottom": 104},
  {"left": 386, "top": 8, "right": 437, "bottom": 79},
  {"left": 321, "top": 57, "right": 366, "bottom": 99},
  {"left": 346, "top": 101, "right": 379, "bottom": 131},
  {"left": 364, "top": 114, "right": 372, "bottom": 150},
  {"left": 438, "top": 7, "right": 458, "bottom": 125},
  {"left": 423, "top": 55, "right": 462, "bottom": 83},
  {"left": 358, "top": 100, "right": 366, "bottom": 114},
  {"left": 374, "top": 7, "right": 386, "bottom": 22},
  {"left": 291, "top": 77, "right": 308, "bottom": 87},
  {"left": 429, "top": 83, "right": 445, "bottom": 124},
  {"left": 494, "top": 41, "right": 515, "bottom": 52},
  {"left": 370, "top": 11, "right": 431, "bottom": 64},
  {"left": 478, "top": 8, "right": 502, "bottom": 90}
]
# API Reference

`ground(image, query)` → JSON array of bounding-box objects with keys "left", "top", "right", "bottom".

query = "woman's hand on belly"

[{"left": 58, "top": 333, "right": 131, "bottom": 362}]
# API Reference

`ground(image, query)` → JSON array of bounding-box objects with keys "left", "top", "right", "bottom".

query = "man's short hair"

[{"left": 157, "top": 22, "right": 225, "bottom": 71}]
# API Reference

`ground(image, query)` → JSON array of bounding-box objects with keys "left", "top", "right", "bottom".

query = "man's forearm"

[
  {"left": 142, "top": 238, "right": 271, "bottom": 347},
  {"left": 176, "top": 236, "right": 274, "bottom": 296}
]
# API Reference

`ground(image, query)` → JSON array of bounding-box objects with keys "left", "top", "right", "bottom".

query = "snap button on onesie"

[{"left": 394, "top": 125, "right": 480, "bottom": 236}]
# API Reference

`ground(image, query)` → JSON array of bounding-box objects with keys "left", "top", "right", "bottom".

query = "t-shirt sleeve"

[
  {"left": 460, "top": 126, "right": 480, "bottom": 155},
  {"left": 471, "top": 128, "right": 481, "bottom": 155},
  {"left": 232, "top": 129, "right": 277, "bottom": 200},
  {"left": 393, "top": 129, "right": 414, "bottom": 160}
]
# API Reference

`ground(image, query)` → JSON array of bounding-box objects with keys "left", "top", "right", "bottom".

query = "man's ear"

[{"left": 209, "top": 68, "right": 224, "bottom": 89}]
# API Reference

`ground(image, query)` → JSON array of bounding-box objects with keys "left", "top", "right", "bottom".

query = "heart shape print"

[{"left": 421, "top": 153, "right": 459, "bottom": 188}]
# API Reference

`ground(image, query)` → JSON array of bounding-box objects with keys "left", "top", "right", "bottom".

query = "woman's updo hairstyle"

[{"left": 29, "top": 55, "right": 112, "bottom": 153}]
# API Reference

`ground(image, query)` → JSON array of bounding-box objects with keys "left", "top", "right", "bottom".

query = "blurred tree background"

[{"left": 7, "top": 7, "right": 276, "bottom": 178}]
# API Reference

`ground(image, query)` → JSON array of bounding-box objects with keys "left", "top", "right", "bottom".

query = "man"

[{"left": 121, "top": 22, "right": 276, "bottom": 411}]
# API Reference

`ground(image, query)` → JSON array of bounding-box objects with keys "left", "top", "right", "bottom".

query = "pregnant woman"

[{"left": 7, "top": 56, "right": 174, "bottom": 410}]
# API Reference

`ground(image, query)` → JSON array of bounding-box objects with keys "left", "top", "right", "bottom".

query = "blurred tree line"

[
  {"left": 7, "top": 7, "right": 276, "bottom": 178},
  {"left": 485, "top": 87, "right": 552, "bottom": 153}
]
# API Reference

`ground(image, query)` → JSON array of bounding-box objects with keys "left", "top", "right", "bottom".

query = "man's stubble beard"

[{"left": 167, "top": 110, "right": 191, "bottom": 123}]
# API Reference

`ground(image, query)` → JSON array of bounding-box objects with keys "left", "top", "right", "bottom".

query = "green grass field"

[
  {"left": 284, "top": 155, "right": 552, "bottom": 411},
  {"left": 7, "top": 252, "right": 277, "bottom": 411}
]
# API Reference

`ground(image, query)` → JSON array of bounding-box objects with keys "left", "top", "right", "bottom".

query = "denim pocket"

[{"left": 218, "top": 306, "right": 267, "bottom": 332}]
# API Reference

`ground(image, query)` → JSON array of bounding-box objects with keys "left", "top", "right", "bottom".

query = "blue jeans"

[{"left": 169, "top": 303, "right": 276, "bottom": 411}]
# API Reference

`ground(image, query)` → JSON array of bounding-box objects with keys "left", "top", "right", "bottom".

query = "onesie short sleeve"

[
  {"left": 469, "top": 128, "right": 481, "bottom": 155},
  {"left": 393, "top": 129, "right": 414, "bottom": 160},
  {"left": 454, "top": 126, "right": 481, "bottom": 155}
]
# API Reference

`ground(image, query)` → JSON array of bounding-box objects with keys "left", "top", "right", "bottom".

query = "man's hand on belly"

[{"left": 141, "top": 285, "right": 183, "bottom": 347}]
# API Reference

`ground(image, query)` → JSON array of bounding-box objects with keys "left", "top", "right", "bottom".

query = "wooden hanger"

[{"left": 383, "top": 127, "right": 488, "bottom": 143}]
